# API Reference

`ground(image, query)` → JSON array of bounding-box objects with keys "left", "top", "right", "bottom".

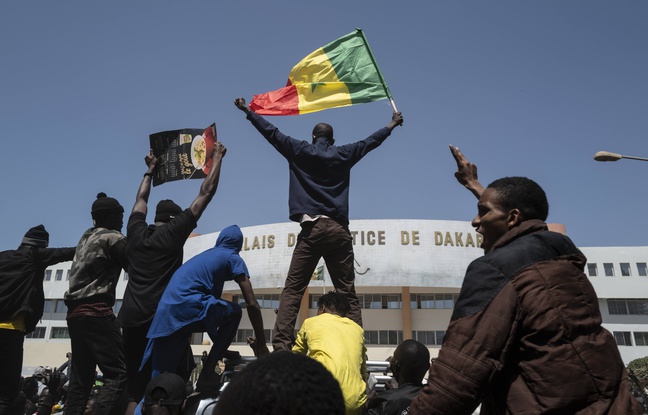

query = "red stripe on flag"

[{"left": 250, "top": 83, "right": 300, "bottom": 116}]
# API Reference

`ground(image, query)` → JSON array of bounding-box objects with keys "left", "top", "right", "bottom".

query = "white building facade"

[{"left": 24, "top": 219, "right": 648, "bottom": 373}]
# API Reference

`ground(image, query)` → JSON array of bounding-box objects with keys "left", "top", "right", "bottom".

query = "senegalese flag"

[
  {"left": 311, "top": 265, "right": 325, "bottom": 281},
  {"left": 250, "top": 29, "right": 394, "bottom": 116}
]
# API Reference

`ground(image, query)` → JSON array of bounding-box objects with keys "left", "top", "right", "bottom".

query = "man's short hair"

[
  {"left": 393, "top": 339, "right": 430, "bottom": 384},
  {"left": 317, "top": 291, "right": 350, "bottom": 317},
  {"left": 144, "top": 373, "right": 186, "bottom": 407},
  {"left": 487, "top": 177, "right": 549, "bottom": 222},
  {"left": 215, "top": 351, "right": 345, "bottom": 415},
  {"left": 312, "top": 123, "right": 334, "bottom": 144}
]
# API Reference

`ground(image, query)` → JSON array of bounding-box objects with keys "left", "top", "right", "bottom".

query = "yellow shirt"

[
  {"left": 293, "top": 313, "right": 367, "bottom": 415},
  {"left": 0, "top": 312, "right": 26, "bottom": 332}
]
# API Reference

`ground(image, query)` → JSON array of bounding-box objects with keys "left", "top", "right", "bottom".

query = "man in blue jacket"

[{"left": 234, "top": 97, "right": 403, "bottom": 351}]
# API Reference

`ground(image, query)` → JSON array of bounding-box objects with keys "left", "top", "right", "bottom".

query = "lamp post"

[{"left": 594, "top": 151, "right": 648, "bottom": 163}]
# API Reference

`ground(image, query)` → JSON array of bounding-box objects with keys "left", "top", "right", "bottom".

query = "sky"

[{"left": 0, "top": 1, "right": 646, "bottom": 251}]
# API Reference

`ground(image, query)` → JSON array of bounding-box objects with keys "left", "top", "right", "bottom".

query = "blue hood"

[{"left": 215, "top": 225, "right": 243, "bottom": 253}]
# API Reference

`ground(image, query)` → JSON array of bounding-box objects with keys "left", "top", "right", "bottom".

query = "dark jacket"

[
  {"left": 246, "top": 111, "right": 392, "bottom": 224},
  {"left": 367, "top": 383, "right": 422, "bottom": 415},
  {"left": 0, "top": 245, "right": 75, "bottom": 332},
  {"left": 409, "top": 220, "right": 642, "bottom": 415}
]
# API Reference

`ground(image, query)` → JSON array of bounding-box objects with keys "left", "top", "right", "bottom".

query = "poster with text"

[{"left": 149, "top": 123, "right": 217, "bottom": 186}]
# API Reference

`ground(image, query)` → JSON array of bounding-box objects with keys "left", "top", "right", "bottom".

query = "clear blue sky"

[{"left": 1, "top": 1, "right": 646, "bottom": 251}]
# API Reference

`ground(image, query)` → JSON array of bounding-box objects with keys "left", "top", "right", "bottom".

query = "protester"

[
  {"left": 215, "top": 351, "right": 345, "bottom": 415},
  {"left": 234, "top": 97, "right": 403, "bottom": 351},
  {"left": 0, "top": 225, "right": 75, "bottom": 413},
  {"left": 366, "top": 339, "right": 430, "bottom": 415},
  {"left": 407, "top": 147, "right": 643, "bottom": 414},
  {"left": 142, "top": 373, "right": 186, "bottom": 415},
  {"left": 292, "top": 291, "right": 366, "bottom": 415},
  {"left": 64, "top": 193, "right": 129, "bottom": 415},
  {"left": 120, "top": 143, "right": 227, "bottom": 415},
  {"left": 142, "top": 224, "right": 269, "bottom": 393}
]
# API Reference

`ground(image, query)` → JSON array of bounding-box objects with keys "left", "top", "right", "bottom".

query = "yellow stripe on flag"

[{"left": 288, "top": 47, "right": 351, "bottom": 114}]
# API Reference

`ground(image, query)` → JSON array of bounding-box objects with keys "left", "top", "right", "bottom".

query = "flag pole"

[{"left": 356, "top": 28, "right": 398, "bottom": 113}]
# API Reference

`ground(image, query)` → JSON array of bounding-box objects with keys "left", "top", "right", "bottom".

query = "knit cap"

[
  {"left": 22, "top": 225, "right": 49, "bottom": 248},
  {"left": 155, "top": 199, "right": 182, "bottom": 223},
  {"left": 91, "top": 192, "right": 124, "bottom": 218}
]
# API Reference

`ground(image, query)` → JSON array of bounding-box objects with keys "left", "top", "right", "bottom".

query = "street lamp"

[{"left": 594, "top": 151, "right": 648, "bottom": 163}]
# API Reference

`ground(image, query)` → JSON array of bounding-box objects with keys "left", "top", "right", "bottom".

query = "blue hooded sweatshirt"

[{"left": 146, "top": 225, "right": 248, "bottom": 338}]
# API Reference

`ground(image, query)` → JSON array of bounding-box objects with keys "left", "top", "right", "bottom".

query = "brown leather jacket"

[{"left": 409, "top": 220, "right": 642, "bottom": 415}]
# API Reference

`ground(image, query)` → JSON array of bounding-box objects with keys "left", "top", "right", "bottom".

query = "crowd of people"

[{"left": 0, "top": 98, "right": 644, "bottom": 415}]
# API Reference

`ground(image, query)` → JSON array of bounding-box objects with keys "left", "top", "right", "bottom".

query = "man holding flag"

[{"left": 235, "top": 96, "right": 402, "bottom": 351}]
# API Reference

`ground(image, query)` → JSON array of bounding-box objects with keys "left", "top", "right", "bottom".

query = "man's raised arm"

[
  {"left": 131, "top": 150, "right": 157, "bottom": 215},
  {"left": 449, "top": 145, "right": 484, "bottom": 199},
  {"left": 189, "top": 141, "right": 227, "bottom": 221}
]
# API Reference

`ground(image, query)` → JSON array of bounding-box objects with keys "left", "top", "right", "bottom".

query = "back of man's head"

[
  {"left": 487, "top": 177, "right": 549, "bottom": 222},
  {"left": 143, "top": 373, "right": 186, "bottom": 415},
  {"left": 391, "top": 339, "right": 430, "bottom": 385},
  {"left": 317, "top": 291, "right": 350, "bottom": 317},
  {"left": 312, "top": 123, "right": 334, "bottom": 145},
  {"left": 155, "top": 199, "right": 182, "bottom": 223},
  {"left": 215, "top": 351, "right": 345, "bottom": 415},
  {"left": 22, "top": 225, "right": 49, "bottom": 248},
  {"left": 91, "top": 192, "right": 124, "bottom": 228}
]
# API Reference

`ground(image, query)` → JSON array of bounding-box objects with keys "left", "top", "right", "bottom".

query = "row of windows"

[
  {"left": 44, "top": 270, "right": 129, "bottom": 282},
  {"left": 306, "top": 293, "right": 459, "bottom": 310},
  {"left": 33, "top": 326, "right": 645, "bottom": 349},
  {"left": 26, "top": 327, "right": 70, "bottom": 339},
  {"left": 607, "top": 299, "right": 648, "bottom": 315},
  {"left": 614, "top": 331, "right": 648, "bottom": 346},
  {"left": 41, "top": 299, "right": 123, "bottom": 316},
  {"left": 229, "top": 329, "right": 445, "bottom": 346},
  {"left": 232, "top": 294, "right": 459, "bottom": 310},
  {"left": 587, "top": 262, "right": 648, "bottom": 277},
  {"left": 413, "top": 330, "right": 446, "bottom": 346}
]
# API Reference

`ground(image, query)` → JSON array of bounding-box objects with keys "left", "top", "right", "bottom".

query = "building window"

[
  {"left": 627, "top": 299, "right": 648, "bottom": 315},
  {"left": 411, "top": 294, "right": 458, "bottom": 309},
  {"left": 364, "top": 330, "right": 402, "bottom": 345},
  {"left": 634, "top": 332, "right": 648, "bottom": 346},
  {"left": 55, "top": 270, "right": 63, "bottom": 281},
  {"left": 613, "top": 331, "right": 632, "bottom": 346},
  {"left": 363, "top": 294, "right": 383, "bottom": 309},
  {"left": 54, "top": 300, "right": 67, "bottom": 313},
  {"left": 66, "top": 270, "right": 70, "bottom": 281},
  {"left": 232, "top": 294, "right": 280, "bottom": 310},
  {"left": 113, "top": 300, "right": 123, "bottom": 314},
  {"left": 620, "top": 263, "right": 632, "bottom": 277},
  {"left": 413, "top": 330, "right": 446, "bottom": 346},
  {"left": 309, "top": 294, "right": 321, "bottom": 309},
  {"left": 608, "top": 299, "right": 648, "bottom": 315},
  {"left": 123, "top": 272, "right": 129, "bottom": 281},
  {"left": 45, "top": 270, "right": 52, "bottom": 281},
  {"left": 50, "top": 327, "right": 70, "bottom": 339},
  {"left": 191, "top": 333, "right": 204, "bottom": 345},
  {"left": 233, "top": 329, "right": 272, "bottom": 344},
  {"left": 26, "top": 327, "right": 46, "bottom": 339},
  {"left": 43, "top": 300, "right": 53, "bottom": 314},
  {"left": 260, "top": 294, "right": 280, "bottom": 309},
  {"left": 587, "top": 263, "right": 598, "bottom": 277},
  {"left": 604, "top": 263, "right": 614, "bottom": 277},
  {"left": 638, "top": 263, "right": 648, "bottom": 277}
]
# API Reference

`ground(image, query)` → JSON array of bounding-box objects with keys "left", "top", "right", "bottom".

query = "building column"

[{"left": 402, "top": 286, "right": 412, "bottom": 340}]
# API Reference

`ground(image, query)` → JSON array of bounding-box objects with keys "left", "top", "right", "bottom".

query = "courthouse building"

[{"left": 23, "top": 219, "right": 648, "bottom": 373}]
